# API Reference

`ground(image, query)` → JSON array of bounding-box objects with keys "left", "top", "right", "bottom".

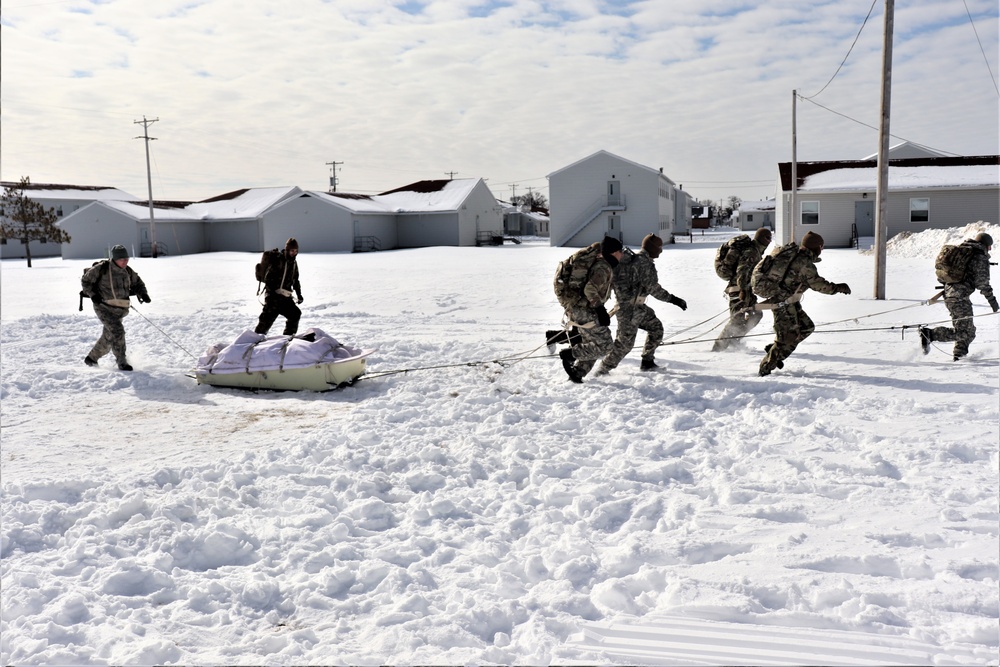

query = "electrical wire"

[
  {"left": 962, "top": 0, "right": 1000, "bottom": 96},
  {"left": 801, "top": 0, "right": 879, "bottom": 100}
]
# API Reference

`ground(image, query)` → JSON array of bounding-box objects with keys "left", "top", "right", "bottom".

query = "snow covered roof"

[
  {"left": 303, "top": 179, "right": 484, "bottom": 214},
  {"left": 377, "top": 178, "right": 482, "bottom": 213},
  {"left": 187, "top": 186, "right": 302, "bottom": 219},
  {"left": 1, "top": 181, "right": 139, "bottom": 201},
  {"left": 738, "top": 199, "right": 776, "bottom": 212},
  {"left": 95, "top": 200, "right": 204, "bottom": 222},
  {"left": 68, "top": 186, "right": 304, "bottom": 222},
  {"left": 800, "top": 165, "right": 998, "bottom": 192},
  {"left": 778, "top": 155, "right": 999, "bottom": 192}
]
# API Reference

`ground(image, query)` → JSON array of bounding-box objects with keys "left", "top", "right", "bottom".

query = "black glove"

[
  {"left": 595, "top": 304, "right": 611, "bottom": 327},
  {"left": 988, "top": 296, "right": 999, "bottom": 313},
  {"left": 835, "top": 283, "right": 852, "bottom": 295},
  {"left": 296, "top": 294, "right": 304, "bottom": 305},
  {"left": 90, "top": 294, "right": 103, "bottom": 306},
  {"left": 668, "top": 294, "right": 687, "bottom": 311},
  {"left": 137, "top": 293, "right": 152, "bottom": 304}
]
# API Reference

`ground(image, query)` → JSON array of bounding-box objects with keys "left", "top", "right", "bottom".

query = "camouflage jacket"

[
  {"left": 732, "top": 239, "right": 769, "bottom": 292},
  {"left": 772, "top": 247, "right": 840, "bottom": 300},
  {"left": 612, "top": 249, "right": 673, "bottom": 308},
  {"left": 946, "top": 240, "right": 994, "bottom": 300},
  {"left": 582, "top": 256, "right": 615, "bottom": 308},
  {"left": 81, "top": 260, "right": 148, "bottom": 308},
  {"left": 264, "top": 251, "right": 301, "bottom": 297}
]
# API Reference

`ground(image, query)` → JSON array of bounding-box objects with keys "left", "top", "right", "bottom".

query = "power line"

[
  {"left": 796, "top": 95, "right": 962, "bottom": 156},
  {"left": 963, "top": 0, "right": 999, "bottom": 96},
  {"left": 802, "top": 0, "right": 879, "bottom": 100}
]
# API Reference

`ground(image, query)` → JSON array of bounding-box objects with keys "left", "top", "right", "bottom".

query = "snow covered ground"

[{"left": 2, "top": 224, "right": 998, "bottom": 665}]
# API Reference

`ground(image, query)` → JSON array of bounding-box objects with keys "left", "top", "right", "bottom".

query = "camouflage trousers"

[
  {"left": 760, "top": 301, "right": 814, "bottom": 372},
  {"left": 565, "top": 306, "right": 613, "bottom": 376},
  {"left": 600, "top": 304, "right": 663, "bottom": 371},
  {"left": 88, "top": 303, "right": 129, "bottom": 363},
  {"left": 255, "top": 293, "right": 301, "bottom": 336},
  {"left": 714, "top": 293, "right": 763, "bottom": 351},
  {"left": 926, "top": 296, "right": 975, "bottom": 356}
]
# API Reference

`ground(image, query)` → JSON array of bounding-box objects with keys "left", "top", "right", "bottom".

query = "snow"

[
  {"left": 2, "top": 225, "right": 998, "bottom": 665},
  {"left": 800, "top": 165, "right": 999, "bottom": 191}
]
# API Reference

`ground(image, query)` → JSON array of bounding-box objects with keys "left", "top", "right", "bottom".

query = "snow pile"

[
  {"left": 862, "top": 221, "right": 1000, "bottom": 258},
  {"left": 1, "top": 227, "right": 997, "bottom": 665}
]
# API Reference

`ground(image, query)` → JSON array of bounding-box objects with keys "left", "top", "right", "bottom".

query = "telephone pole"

[
  {"left": 326, "top": 161, "right": 343, "bottom": 192},
  {"left": 445, "top": 171, "right": 458, "bottom": 180},
  {"left": 134, "top": 116, "right": 158, "bottom": 257},
  {"left": 873, "top": 0, "right": 894, "bottom": 300}
]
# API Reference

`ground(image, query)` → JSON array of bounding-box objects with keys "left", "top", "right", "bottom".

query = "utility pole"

[
  {"left": 790, "top": 90, "right": 797, "bottom": 246},
  {"left": 326, "top": 161, "right": 343, "bottom": 193},
  {"left": 510, "top": 183, "right": 518, "bottom": 202},
  {"left": 134, "top": 116, "right": 158, "bottom": 257},
  {"left": 445, "top": 171, "right": 458, "bottom": 180},
  {"left": 873, "top": 0, "right": 894, "bottom": 300}
]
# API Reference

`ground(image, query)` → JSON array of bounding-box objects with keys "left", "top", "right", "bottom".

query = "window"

[
  {"left": 910, "top": 198, "right": 929, "bottom": 223},
  {"left": 801, "top": 201, "right": 819, "bottom": 225},
  {"left": 746, "top": 214, "right": 754, "bottom": 223}
]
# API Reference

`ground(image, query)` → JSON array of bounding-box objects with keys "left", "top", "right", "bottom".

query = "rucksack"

[
  {"left": 78, "top": 260, "right": 110, "bottom": 309},
  {"left": 553, "top": 243, "right": 602, "bottom": 309},
  {"left": 934, "top": 243, "right": 974, "bottom": 284},
  {"left": 714, "top": 235, "right": 754, "bottom": 281},
  {"left": 255, "top": 248, "right": 281, "bottom": 284},
  {"left": 751, "top": 242, "right": 800, "bottom": 299}
]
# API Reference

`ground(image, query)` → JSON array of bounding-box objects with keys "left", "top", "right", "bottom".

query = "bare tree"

[
  {"left": 0, "top": 177, "right": 71, "bottom": 267},
  {"left": 513, "top": 190, "right": 548, "bottom": 210}
]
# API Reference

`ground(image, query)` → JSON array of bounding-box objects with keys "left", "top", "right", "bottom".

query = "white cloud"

[{"left": 1, "top": 0, "right": 996, "bottom": 204}]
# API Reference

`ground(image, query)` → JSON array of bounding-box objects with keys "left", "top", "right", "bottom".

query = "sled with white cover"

[{"left": 194, "top": 328, "right": 375, "bottom": 391}]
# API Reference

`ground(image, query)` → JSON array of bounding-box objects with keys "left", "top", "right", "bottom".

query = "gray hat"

[{"left": 111, "top": 245, "right": 129, "bottom": 260}]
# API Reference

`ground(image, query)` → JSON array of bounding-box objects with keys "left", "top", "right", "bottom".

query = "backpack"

[
  {"left": 255, "top": 248, "right": 282, "bottom": 284},
  {"left": 553, "top": 243, "right": 602, "bottom": 309},
  {"left": 78, "top": 260, "right": 110, "bottom": 309},
  {"left": 714, "top": 235, "right": 754, "bottom": 281},
  {"left": 751, "top": 242, "right": 800, "bottom": 299},
  {"left": 934, "top": 243, "right": 974, "bottom": 284}
]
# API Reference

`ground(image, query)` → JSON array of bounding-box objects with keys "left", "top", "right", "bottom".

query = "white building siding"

[
  {"left": 780, "top": 187, "right": 999, "bottom": 247},
  {"left": 549, "top": 151, "right": 677, "bottom": 248},
  {"left": 58, "top": 205, "right": 140, "bottom": 259}
]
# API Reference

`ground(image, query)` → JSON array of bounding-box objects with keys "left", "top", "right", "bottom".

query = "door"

[
  {"left": 607, "top": 181, "right": 621, "bottom": 207},
  {"left": 607, "top": 215, "right": 621, "bottom": 240},
  {"left": 855, "top": 200, "right": 874, "bottom": 236}
]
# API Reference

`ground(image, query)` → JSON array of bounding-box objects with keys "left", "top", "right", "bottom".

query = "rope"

[{"left": 131, "top": 304, "right": 200, "bottom": 360}]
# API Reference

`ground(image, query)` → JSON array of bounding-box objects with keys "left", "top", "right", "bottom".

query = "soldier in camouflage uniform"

[
  {"left": 596, "top": 234, "right": 687, "bottom": 375},
  {"left": 713, "top": 227, "right": 771, "bottom": 351},
  {"left": 557, "top": 236, "right": 623, "bottom": 383},
  {"left": 81, "top": 244, "right": 151, "bottom": 371},
  {"left": 758, "top": 231, "right": 851, "bottom": 377},
  {"left": 920, "top": 232, "right": 997, "bottom": 360},
  {"left": 255, "top": 237, "right": 304, "bottom": 336}
]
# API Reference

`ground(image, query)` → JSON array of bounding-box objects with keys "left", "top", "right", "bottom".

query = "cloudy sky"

[{"left": 1, "top": 0, "right": 997, "bottom": 205}]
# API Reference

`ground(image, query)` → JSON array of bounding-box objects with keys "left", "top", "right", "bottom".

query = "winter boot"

[
  {"left": 763, "top": 344, "right": 783, "bottom": 369},
  {"left": 84, "top": 356, "right": 98, "bottom": 367},
  {"left": 953, "top": 344, "right": 968, "bottom": 362},
  {"left": 918, "top": 327, "right": 932, "bottom": 354},
  {"left": 559, "top": 348, "right": 583, "bottom": 383},
  {"left": 640, "top": 357, "right": 659, "bottom": 371},
  {"left": 117, "top": 361, "right": 134, "bottom": 371}
]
